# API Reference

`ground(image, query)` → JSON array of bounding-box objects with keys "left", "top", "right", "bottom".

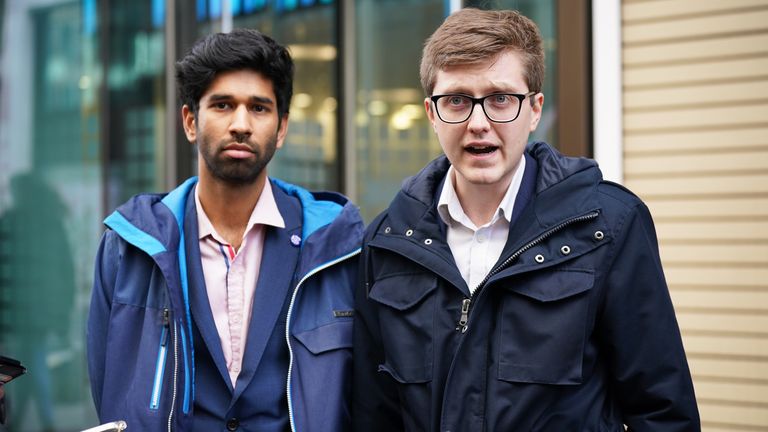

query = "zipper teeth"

[
  {"left": 168, "top": 321, "right": 178, "bottom": 432},
  {"left": 284, "top": 248, "right": 362, "bottom": 432},
  {"left": 469, "top": 210, "right": 600, "bottom": 303}
]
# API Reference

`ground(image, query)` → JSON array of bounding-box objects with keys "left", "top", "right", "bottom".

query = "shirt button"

[
  {"left": 226, "top": 418, "right": 239, "bottom": 431},
  {"left": 476, "top": 233, "right": 486, "bottom": 243}
]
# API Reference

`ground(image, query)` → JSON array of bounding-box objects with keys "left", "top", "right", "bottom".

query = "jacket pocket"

[
  {"left": 368, "top": 272, "right": 437, "bottom": 383},
  {"left": 294, "top": 319, "right": 353, "bottom": 354},
  {"left": 497, "top": 269, "right": 594, "bottom": 385}
]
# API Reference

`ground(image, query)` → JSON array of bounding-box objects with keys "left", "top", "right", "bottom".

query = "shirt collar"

[
  {"left": 437, "top": 154, "right": 526, "bottom": 230},
  {"left": 195, "top": 178, "right": 286, "bottom": 242}
]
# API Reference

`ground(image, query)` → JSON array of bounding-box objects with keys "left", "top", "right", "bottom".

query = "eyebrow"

[
  {"left": 438, "top": 83, "right": 524, "bottom": 96},
  {"left": 207, "top": 94, "right": 275, "bottom": 105}
]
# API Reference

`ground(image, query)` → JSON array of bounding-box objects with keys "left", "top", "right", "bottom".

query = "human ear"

[{"left": 181, "top": 105, "right": 197, "bottom": 143}]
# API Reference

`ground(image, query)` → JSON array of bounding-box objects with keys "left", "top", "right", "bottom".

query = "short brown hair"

[{"left": 419, "top": 8, "right": 544, "bottom": 96}]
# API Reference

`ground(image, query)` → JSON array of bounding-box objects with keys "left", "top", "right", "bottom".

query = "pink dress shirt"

[{"left": 195, "top": 180, "right": 285, "bottom": 387}]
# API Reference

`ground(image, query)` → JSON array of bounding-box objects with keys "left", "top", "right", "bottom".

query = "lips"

[
  {"left": 465, "top": 143, "right": 498, "bottom": 155},
  {"left": 222, "top": 143, "right": 255, "bottom": 159}
]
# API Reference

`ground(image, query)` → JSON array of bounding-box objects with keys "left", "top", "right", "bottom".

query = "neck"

[
  {"left": 197, "top": 170, "right": 266, "bottom": 249},
  {"left": 453, "top": 173, "right": 510, "bottom": 227}
]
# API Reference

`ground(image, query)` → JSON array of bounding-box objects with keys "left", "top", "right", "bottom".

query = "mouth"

[
  {"left": 465, "top": 144, "right": 498, "bottom": 155},
  {"left": 221, "top": 143, "right": 255, "bottom": 159}
]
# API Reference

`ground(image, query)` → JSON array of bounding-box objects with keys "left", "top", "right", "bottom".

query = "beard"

[{"left": 198, "top": 131, "right": 278, "bottom": 186}]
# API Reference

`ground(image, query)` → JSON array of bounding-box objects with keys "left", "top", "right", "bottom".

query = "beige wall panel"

[
  {"left": 625, "top": 174, "right": 768, "bottom": 196},
  {"left": 672, "top": 291, "right": 768, "bottom": 311},
  {"left": 645, "top": 198, "right": 768, "bottom": 219},
  {"left": 659, "top": 244, "right": 768, "bottom": 264},
  {"left": 622, "top": 1, "right": 768, "bottom": 428},
  {"left": 624, "top": 0, "right": 768, "bottom": 21},
  {"left": 689, "top": 357, "right": 768, "bottom": 381},
  {"left": 624, "top": 127, "right": 768, "bottom": 154},
  {"left": 623, "top": 57, "right": 768, "bottom": 88},
  {"left": 682, "top": 334, "right": 768, "bottom": 357},
  {"left": 625, "top": 33, "right": 768, "bottom": 65},
  {"left": 664, "top": 266, "right": 768, "bottom": 287},
  {"left": 677, "top": 312, "right": 768, "bottom": 334},
  {"left": 624, "top": 9, "right": 768, "bottom": 44},
  {"left": 624, "top": 80, "right": 768, "bottom": 109},
  {"left": 625, "top": 151, "right": 768, "bottom": 175},
  {"left": 695, "top": 380, "right": 768, "bottom": 404},
  {"left": 659, "top": 243, "right": 768, "bottom": 263},
  {"left": 624, "top": 103, "right": 768, "bottom": 131},
  {"left": 655, "top": 220, "right": 768, "bottom": 240},
  {"left": 697, "top": 402, "right": 768, "bottom": 430}
]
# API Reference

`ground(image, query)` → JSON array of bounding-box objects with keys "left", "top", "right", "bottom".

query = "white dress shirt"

[{"left": 437, "top": 155, "right": 526, "bottom": 294}]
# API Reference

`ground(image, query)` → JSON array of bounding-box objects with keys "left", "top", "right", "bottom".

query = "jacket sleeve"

[
  {"left": 87, "top": 230, "right": 121, "bottom": 416},
  {"left": 352, "top": 229, "right": 405, "bottom": 431},
  {"left": 599, "top": 202, "right": 700, "bottom": 431}
]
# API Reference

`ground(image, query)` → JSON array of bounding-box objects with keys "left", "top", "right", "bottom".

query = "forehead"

[
  {"left": 433, "top": 50, "right": 527, "bottom": 94},
  {"left": 201, "top": 69, "right": 275, "bottom": 100}
]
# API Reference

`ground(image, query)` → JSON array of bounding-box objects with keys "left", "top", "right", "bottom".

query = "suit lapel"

[
  {"left": 231, "top": 182, "right": 302, "bottom": 403},
  {"left": 184, "top": 187, "right": 234, "bottom": 392}
]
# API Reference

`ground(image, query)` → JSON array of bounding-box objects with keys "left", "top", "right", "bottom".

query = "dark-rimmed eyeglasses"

[{"left": 429, "top": 92, "right": 536, "bottom": 124}]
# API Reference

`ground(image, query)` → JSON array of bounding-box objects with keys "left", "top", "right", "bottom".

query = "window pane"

[
  {"left": 0, "top": 1, "right": 101, "bottom": 429},
  {"left": 106, "top": 1, "right": 168, "bottom": 208},
  {"left": 355, "top": 0, "right": 446, "bottom": 221}
]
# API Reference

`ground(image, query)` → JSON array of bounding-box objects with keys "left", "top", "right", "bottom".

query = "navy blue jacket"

[
  {"left": 353, "top": 142, "right": 700, "bottom": 431},
  {"left": 88, "top": 177, "right": 363, "bottom": 431}
]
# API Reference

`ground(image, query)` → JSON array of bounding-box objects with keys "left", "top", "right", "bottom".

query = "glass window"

[
  {"left": 0, "top": 1, "right": 102, "bottom": 429},
  {"left": 354, "top": 0, "right": 446, "bottom": 221},
  {"left": 105, "top": 1, "right": 168, "bottom": 209}
]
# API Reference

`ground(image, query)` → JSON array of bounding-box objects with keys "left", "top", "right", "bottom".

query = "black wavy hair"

[{"left": 175, "top": 28, "right": 294, "bottom": 118}]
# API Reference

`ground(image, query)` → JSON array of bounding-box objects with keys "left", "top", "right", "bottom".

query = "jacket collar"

[
  {"left": 391, "top": 142, "right": 602, "bottom": 231},
  {"left": 105, "top": 177, "right": 363, "bottom": 277}
]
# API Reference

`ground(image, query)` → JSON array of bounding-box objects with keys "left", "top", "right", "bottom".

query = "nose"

[
  {"left": 229, "top": 105, "right": 252, "bottom": 138},
  {"left": 466, "top": 101, "right": 490, "bottom": 133}
]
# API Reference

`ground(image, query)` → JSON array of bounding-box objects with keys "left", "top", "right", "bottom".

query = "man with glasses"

[{"left": 353, "top": 8, "right": 700, "bottom": 431}]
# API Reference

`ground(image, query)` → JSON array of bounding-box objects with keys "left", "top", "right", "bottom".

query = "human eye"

[
  {"left": 212, "top": 101, "right": 231, "bottom": 110},
  {"left": 250, "top": 104, "right": 268, "bottom": 113},
  {"left": 442, "top": 95, "right": 469, "bottom": 110},
  {"left": 489, "top": 94, "right": 512, "bottom": 107}
]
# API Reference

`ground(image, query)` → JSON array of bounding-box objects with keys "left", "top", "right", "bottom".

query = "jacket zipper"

[
  {"left": 456, "top": 210, "right": 600, "bottom": 333},
  {"left": 284, "top": 248, "right": 361, "bottom": 432},
  {"left": 150, "top": 308, "right": 171, "bottom": 410},
  {"left": 167, "top": 319, "right": 179, "bottom": 432}
]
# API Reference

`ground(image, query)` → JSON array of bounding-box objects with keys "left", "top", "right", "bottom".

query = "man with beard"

[{"left": 87, "top": 29, "right": 362, "bottom": 431}]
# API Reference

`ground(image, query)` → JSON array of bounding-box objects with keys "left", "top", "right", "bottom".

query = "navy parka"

[
  {"left": 88, "top": 177, "right": 362, "bottom": 431},
  {"left": 353, "top": 142, "right": 700, "bottom": 431}
]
